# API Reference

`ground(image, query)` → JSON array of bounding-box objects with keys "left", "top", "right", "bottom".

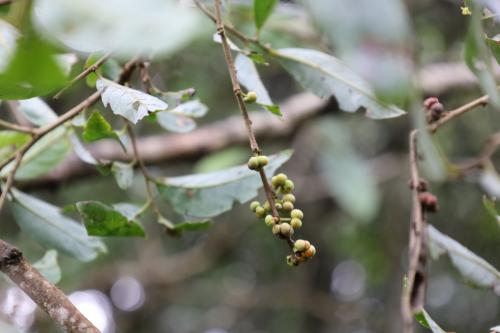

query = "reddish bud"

[
  {"left": 418, "top": 192, "right": 439, "bottom": 213},
  {"left": 423, "top": 97, "right": 439, "bottom": 110}
]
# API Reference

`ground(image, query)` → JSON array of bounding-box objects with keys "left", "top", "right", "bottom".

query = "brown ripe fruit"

[
  {"left": 430, "top": 102, "right": 444, "bottom": 121},
  {"left": 418, "top": 192, "right": 439, "bottom": 213},
  {"left": 303, "top": 245, "right": 316, "bottom": 258}
]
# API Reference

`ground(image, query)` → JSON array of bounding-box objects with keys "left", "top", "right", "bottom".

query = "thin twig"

[
  {"left": 0, "top": 118, "right": 35, "bottom": 134},
  {"left": 0, "top": 152, "right": 22, "bottom": 212},
  {"left": 0, "top": 239, "right": 100, "bottom": 333},
  {"left": 54, "top": 52, "right": 112, "bottom": 99},
  {"left": 429, "top": 95, "right": 489, "bottom": 132},
  {"left": 455, "top": 131, "right": 500, "bottom": 173}
]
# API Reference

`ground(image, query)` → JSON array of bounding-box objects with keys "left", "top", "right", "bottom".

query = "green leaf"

[
  {"left": 274, "top": 48, "right": 405, "bottom": 119},
  {"left": 17, "top": 97, "right": 58, "bottom": 126},
  {"left": 486, "top": 36, "right": 500, "bottom": 65},
  {"left": 34, "top": 0, "right": 202, "bottom": 59},
  {"left": 464, "top": 11, "right": 500, "bottom": 108},
  {"left": 157, "top": 149, "right": 293, "bottom": 218},
  {"left": 159, "top": 217, "right": 213, "bottom": 236},
  {"left": 84, "top": 53, "right": 121, "bottom": 88},
  {"left": 427, "top": 225, "right": 500, "bottom": 294},
  {"left": 0, "top": 30, "right": 67, "bottom": 99},
  {"left": 483, "top": 196, "right": 500, "bottom": 227},
  {"left": 0, "top": 131, "right": 30, "bottom": 161},
  {"left": 156, "top": 100, "right": 208, "bottom": 133},
  {"left": 83, "top": 111, "right": 120, "bottom": 142},
  {"left": 254, "top": 0, "right": 278, "bottom": 31},
  {"left": 415, "top": 309, "right": 447, "bottom": 333},
  {"left": 76, "top": 201, "right": 146, "bottom": 237},
  {"left": 111, "top": 161, "right": 134, "bottom": 189},
  {"left": 9, "top": 189, "right": 106, "bottom": 262},
  {"left": 316, "top": 119, "right": 379, "bottom": 222},
  {"left": 0, "top": 126, "right": 71, "bottom": 180},
  {"left": 96, "top": 78, "right": 168, "bottom": 124},
  {"left": 234, "top": 54, "right": 281, "bottom": 116},
  {"left": 33, "top": 250, "right": 62, "bottom": 284}
]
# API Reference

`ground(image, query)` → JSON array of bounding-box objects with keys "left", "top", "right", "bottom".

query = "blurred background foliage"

[{"left": 0, "top": 0, "right": 498, "bottom": 332}]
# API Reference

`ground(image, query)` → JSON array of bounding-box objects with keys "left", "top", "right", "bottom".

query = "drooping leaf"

[
  {"left": 156, "top": 100, "right": 208, "bottom": 133},
  {"left": 213, "top": 33, "right": 242, "bottom": 52},
  {"left": 111, "top": 161, "right": 134, "bottom": 189},
  {"left": 96, "top": 78, "right": 168, "bottom": 124},
  {"left": 76, "top": 201, "right": 146, "bottom": 237},
  {"left": 415, "top": 309, "right": 447, "bottom": 333},
  {"left": 483, "top": 196, "right": 500, "bottom": 227},
  {"left": 0, "top": 30, "right": 67, "bottom": 99},
  {"left": 33, "top": 249, "right": 61, "bottom": 284},
  {"left": 0, "top": 126, "right": 71, "bottom": 180},
  {"left": 83, "top": 111, "right": 120, "bottom": 142},
  {"left": 274, "top": 48, "right": 405, "bottom": 119},
  {"left": 9, "top": 189, "right": 106, "bottom": 262},
  {"left": 464, "top": 11, "right": 500, "bottom": 108},
  {"left": 234, "top": 54, "right": 281, "bottom": 116},
  {"left": 157, "top": 150, "right": 293, "bottom": 218},
  {"left": 158, "top": 216, "right": 212, "bottom": 236},
  {"left": 427, "top": 225, "right": 500, "bottom": 293},
  {"left": 70, "top": 133, "right": 98, "bottom": 165},
  {"left": 17, "top": 97, "right": 58, "bottom": 126},
  {"left": 315, "top": 119, "right": 379, "bottom": 222},
  {"left": 253, "top": 0, "right": 278, "bottom": 31},
  {"left": 33, "top": 0, "right": 202, "bottom": 59}
]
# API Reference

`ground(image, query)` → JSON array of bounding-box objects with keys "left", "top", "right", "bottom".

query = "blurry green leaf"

[
  {"left": 194, "top": 147, "right": 248, "bottom": 173},
  {"left": 316, "top": 119, "right": 379, "bottom": 222},
  {"left": 157, "top": 150, "right": 293, "bottom": 218},
  {"left": 83, "top": 111, "right": 120, "bottom": 142},
  {"left": 34, "top": 0, "right": 202, "bottom": 59},
  {"left": 0, "top": 131, "right": 29, "bottom": 161},
  {"left": 111, "top": 161, "right": 134, "bottom": 189},
  {"left": 486, "top": 36, "right": 500, "bottom": 65},
  {"left": 0, "top": 19, "right": 19, "bottom": 71},
  {"left": 33, "top": 249, "right": 61, "bottom": 284},
  {"left": 56, "top": 53, "right": 78, "bottom": 76},
  {"left": 254, "top": 0, "right": 277, "bottom": 31},
  {"left": 248, "top": 52, "right": 268, "bottom": 65},
  {"left": 483, "top": 196, "right": 500, "bottom": 227},
  {"left": 156, "top": 100, "right": 208, "bottom": 133},
  {"left": 415, "top": 309, "right": 447, "bottom": 333},
  {"left": 464, "top": 11, "right": 500, "bottom": 108},
  {"left": 427, "top": 225, "right": 500, "bottom": 294},
  {"left": 234, "top": 54, "right": 280, "bottom": 116},
  {"left": 164, "top": 219, "right": 213, "bottom": 236},
  {"left": 17, "top": 97, "right": 58, "bottom": 126},
  {"left": 275, "top": 48, "right": 405, "bottom": 119},
  {"left": 97, "top": 78, "right": 168, "bottom": 124},
  {"left": 76, "top": 201, "right": 146, "bottom": 237},
  {"left": 9, "top": 189, "right": 106, "bottom": 262},
  {"left": 0, "top": 31, "right": 66, "bottom": 99},
  {"left": 0, "top": 126, "right": 71, "bottom": 180}
]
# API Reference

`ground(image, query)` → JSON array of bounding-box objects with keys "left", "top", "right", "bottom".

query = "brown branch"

[
  {"left": 455, "top": 131, "right": 500, "bottom": 173},
  {"left": 402, "top": 129, "right": 427, "bottom": 333},
  {"left": 0, "top": 239, "right": 100, "bottom": 333},
  {"left": 429, "top": 94, "right": 489, "bottom": 132},
  {"left": 0, "top": 119, "right": 35, "bottom": 134},
  {"left": 54, "top": 52, "right": 111, "bottom": 99},
  {"left": 0, "top": 152, "right": 22, "bottom": 212}
]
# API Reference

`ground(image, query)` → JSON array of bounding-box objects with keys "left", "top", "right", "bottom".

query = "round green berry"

[
  {"left": 280, "top": 223, "right": 293, "bottom": 237},
  {"left": 250, "top": 201, "right": 260, "bottom": 212},
  {"left": 275, "top": 202, "right": 283, "bottom": 211},
  {"left": 282, "top": 194, "right": 296, "bottom": 203},
  {"left": 248, "top": 156, "right": 259, "bottom": 170},
  {"left": 271, "top": 173, "right": 287, "bottom": 188},
  {"left": 290, "top": 209, "right": 303, "bottom": 220},
  {"left": 255, "top": 206, "right": 266, "bottom": 218},
  {"left": 243, "top": 91, "right": 257, "bottom": 103},
  {"left": 282, "top": 201, "right": 294, "bottom": 212},
  {"left": 272, "top": 224, "right": 281, "bottom": 235},
  {"left": 263, "top": 201, "right": 271, "bottom": 212},
  {"left": 291, "top": 218, "right": 302, "bottom": 229},
  {"left": 282, "top": 179, "right": 295, "bottom": 193},
  {"left": 286, "top": 255, "right": 298, "bottom": 267},
  {"left": 257, "top": 155, "right": 269, "bottom": 167},
  {"left": 264, "top": 215, "right": 275, "bottom": 227},
  {"left": 293, "top": 239, "right": 307, "bottom": 252}
]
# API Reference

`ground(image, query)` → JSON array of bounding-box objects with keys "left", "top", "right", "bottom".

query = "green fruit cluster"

[
  {"left": 249, "top": 171, "right": 316, "bottom": 266},
  {"left": 247, "top": 155, "right": 269, "bottom": 171}
]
